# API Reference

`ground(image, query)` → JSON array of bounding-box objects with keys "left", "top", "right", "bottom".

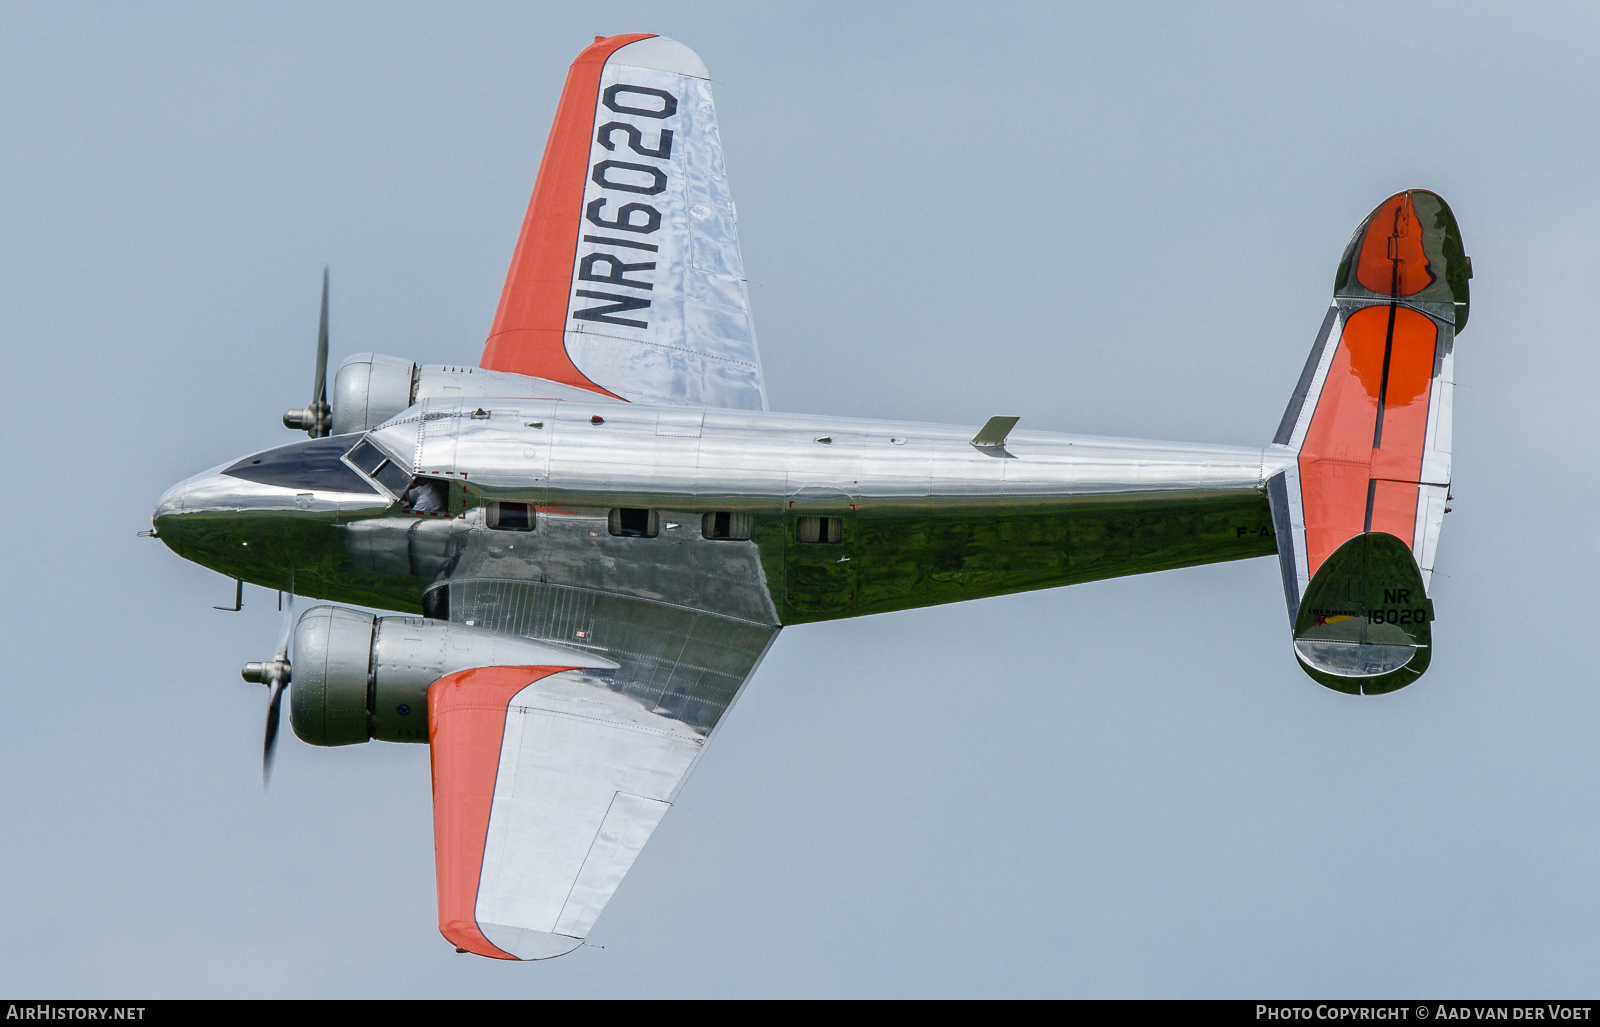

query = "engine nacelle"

[
  {"left": 331, "top": 352, "right": 626, "bottom": 436},
  {"left": 289, "top": 605, "right": 617, "bottom": 746},
  {"left": 330, "top": 353, "right": 418, "bottom": 436}
]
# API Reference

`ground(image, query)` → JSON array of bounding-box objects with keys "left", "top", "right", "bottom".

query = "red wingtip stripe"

[
  {"left": 429, "top": 664, "right": 579, "bottom": 960},
  {"left": 479, "top": 33, "right": 657, "bottom": 397}
]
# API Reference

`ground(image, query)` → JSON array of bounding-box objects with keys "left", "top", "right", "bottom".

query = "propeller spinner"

[{"left": 282, "top": 267, "right": 333, "bottom": 437}]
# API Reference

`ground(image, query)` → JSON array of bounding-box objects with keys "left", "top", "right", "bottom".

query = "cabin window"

[
  {"left": 608, "top": 508, "right": 658, "bottom": 538},
  {"left": 486, "top": 501, "right": 535, "bottom": 531},
  {"left": 796, "top": 515, "right": 842, "bottom": 543},
  {"left": 702, "top": 511, "right": 753, "bottom": 541}
]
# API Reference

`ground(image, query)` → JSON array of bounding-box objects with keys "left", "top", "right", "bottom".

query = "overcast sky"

[{"left": 3, "top": 1, "right": 1598, "bottom": 998}]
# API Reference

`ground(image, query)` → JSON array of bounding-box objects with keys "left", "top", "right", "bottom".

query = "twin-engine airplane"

[{"left": 151, "top": 34, "right": 1469, "bottom": 960}]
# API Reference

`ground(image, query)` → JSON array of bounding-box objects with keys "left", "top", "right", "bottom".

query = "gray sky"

[{"left": 3, "top": 0, "right": 1597, "bottom": 998}]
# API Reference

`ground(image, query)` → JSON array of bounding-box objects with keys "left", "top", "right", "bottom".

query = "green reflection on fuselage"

[{"left": 166, "top": 490, "right": 1277, "bottom": 624}]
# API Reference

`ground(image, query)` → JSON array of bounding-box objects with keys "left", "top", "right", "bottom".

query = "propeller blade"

[
  {"left": 263, "top": 675, "right": 285, "bottom": 786},
  {"left": 282, "top": 268, "right": 333, "bottom": 437},
  {"left": 264, "top": 576, "right": 294, "bottom": 785},
  {"left": 274, "top": 587, "right": 296, "bottom": 663},
  {"left": 313, "top": 266, "right": 330, "bottom": 413}
]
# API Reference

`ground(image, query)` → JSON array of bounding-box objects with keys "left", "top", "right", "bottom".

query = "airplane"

[{"left": 149, "top": 33, "right": 1468, "bottom": 960}]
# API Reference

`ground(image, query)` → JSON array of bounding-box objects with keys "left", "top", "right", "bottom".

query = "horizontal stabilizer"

[{"left": 1268, "top": 189, "right": 1467, "bottom": 693}]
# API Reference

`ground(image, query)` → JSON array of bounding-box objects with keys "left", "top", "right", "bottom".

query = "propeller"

[
  {"left": 242, "top": 585, "right": 296, "bottom": 785},
  {"left": 282, "top": 267, "right": 333, "bottom": 437}
]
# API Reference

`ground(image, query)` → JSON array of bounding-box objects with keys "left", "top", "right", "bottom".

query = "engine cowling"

[
  {"left": 288, "top": 605, "right": 617, "bottom": 745},
  {"left": 330, "top": 351, "right": 627, "bottom": 436},
  {"left": 330, "top": 352, "right": 418, "bottom": 436}
]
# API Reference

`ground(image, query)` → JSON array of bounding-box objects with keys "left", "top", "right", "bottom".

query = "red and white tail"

[{"left": 1267, "top": 190, "right": 1470, "bottom": 694}]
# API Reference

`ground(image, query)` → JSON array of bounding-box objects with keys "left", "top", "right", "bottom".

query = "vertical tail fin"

[{"left": 1266, "top": 190, "right": 1469, "bottom": 694}]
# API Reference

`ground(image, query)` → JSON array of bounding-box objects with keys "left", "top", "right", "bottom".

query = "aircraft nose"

[{"left": 152, "top": 479, "right": 187, "bottom": 549}]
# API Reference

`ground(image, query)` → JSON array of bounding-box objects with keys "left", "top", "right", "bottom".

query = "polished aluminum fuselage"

[{"left": 157, "top": 398, "right": 1289, "bottom": 631}]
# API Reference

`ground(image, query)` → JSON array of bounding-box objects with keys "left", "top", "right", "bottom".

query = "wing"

[
  {"left": 481, "top": 34, "right": 767, "bottom": 411},
  {"left": 1267, "top": 189, "right": 1469, "bottom": 693},
  {"left": 429, "top": 588, "right": 779, "bottom": 959}
]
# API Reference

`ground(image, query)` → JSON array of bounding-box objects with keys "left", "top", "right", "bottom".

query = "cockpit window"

[
  {"left": 345, "top": 439, "right": 388, "bottom": 477},
  {"left": 223, "top": 435, "right": 377, "bottom": 494},
  {"left": 339, "top": 435, "right": 415, "bottom": 498},
  {"left": 372, "top": 460, "right": 412, "bottom": 495}
]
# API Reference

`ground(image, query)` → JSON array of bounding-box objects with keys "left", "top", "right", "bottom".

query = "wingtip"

[
  {"left": 608, "top": 35, "right": 710, "bottom": 79},
  {"left": 440, "top": 920, "right": 584, "bottom": 961},
  {"left": 480, "top": 922, "right": 585, "bottom": 960},
  {"left": 439, "top": 920, "right": 518, "bottom": 961}
]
